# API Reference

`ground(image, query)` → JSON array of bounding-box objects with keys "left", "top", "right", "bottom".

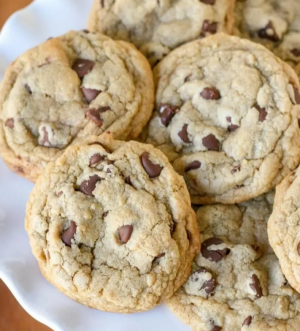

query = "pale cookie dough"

[
  {"left": 87, "top": 0, "right": 236, "bottom": 66},
  {"left": 235, "top": 0, "right": 300, "bottom": 78},
  {"left": 167, "top": 193, "right": 300, "bottom": 331},
  {"left": 268, "top": 166, "right": 300, "bottom": 296},
  {"left": 0, "top": 30, "right": 154, "bottom": 182},
  {"left": 147, "top": 34, "right": 300, "bottom": 204},
  {"left": 25, "top": 133, "right": 200, "bottom": 313}
]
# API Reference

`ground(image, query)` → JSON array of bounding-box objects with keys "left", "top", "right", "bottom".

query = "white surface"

[{"left": 0, "top": 1, "right": 190, "bottom": 330}]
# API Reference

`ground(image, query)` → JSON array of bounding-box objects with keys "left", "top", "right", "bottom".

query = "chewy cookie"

[
  {"left": 25, "top": 133, "right": 200, "bottom": 313},
  {"left": 0, "top": 30, "right": 154, "bottom": 181},
  {"left": 87, "top": 0, "right": 236, "bottom": 66},
  {"left": 235, "top": 0, "right": 300, "bottom": 78},
  {"left": 268, "top": 166, "right": 300, "bottom": 295},
  {"left": 147, "top": 34, "right": 300, "bottom": 204},
  {"left": 167, "top": 193, "right": 300, "bottom": 331}
]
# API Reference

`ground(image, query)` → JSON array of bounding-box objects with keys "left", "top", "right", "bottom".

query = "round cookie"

[
  {"left": 0, "top": 30, "right": 154, "bottom": 182},
  {"left": 235, "top": 0, "right": 300, "bottom": 78},
  {"left": 87, "top": 0, "right": 236, "bottom": 67},
  {"left": 25, "top": 133, "right": 200, "bottom": 313},
  {"left": 147, "top": 34, "right": 300, "bottom": 204},
  {"left": 167, "top": 193, "right": 300, "bottom": 331},
  {"left": 268, "top": 166, "right": 300, "bottom": 295}
]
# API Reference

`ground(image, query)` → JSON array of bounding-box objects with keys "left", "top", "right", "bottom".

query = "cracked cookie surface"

[
  {"left": 0, "top": 30, "right": 154, "bottom": 182},
  {"left": 167, "top": 192, "right": 300, "bottom": 331},
  {"left": 235, "top": 0, "right": 300, "bottom": 79},
  {"left": 87, "top": 0, "right": 235, "bottom": 66},
  {"left": 147, "top": 34, "right": 300, "bottom": 204},
  {"left": 268, "top": 166, "right": 300, "bottom": 296},
  {"left": 25, "top": 133, "right": 200, "bottom": 313}
]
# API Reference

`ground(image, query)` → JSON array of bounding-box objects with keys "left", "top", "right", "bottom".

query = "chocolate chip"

[
  {"left": 228, "top": 124, "right": 239, "bottom": 131},
  {"left": 243, "top": 316, "right": 252, "bottom": 326},
  {"left": 231, "top": 165, "right": 241, "bottom": 174},
  {"left": 235, "top": 184, "right": 244, "bottom": 189},
  {"left": 201, "top": 277, "right": 216, "bottom": 294},
  {"left": 39, "top": 127, "right": 51, "bottom": 147},
  {"left": 153, "top": 252, "right": 165, "bottom": 264},
  {"left": 200, "top": 87, "right": 221, "bottom": 100},
  {"left": 61, "top": 221, "right": 77, "bottom": 247},
  {"left": 141, "top": 152, "right": 163, "bottom": 178},
  {"left": 25, "top": 84, "right": 32, "bottom": 94},
  {"left": 5, "top": 118, "right": 14, "bottom": 128},
  {"left": 178, "top": 124, "right": 191, "bottom": 143},
  {"left": 16, "top": 166, "right": 24, "bottom": 174},
  {"left": 292, "top": 86, "right": 300, "bottom": 104},
  {"left": 226, "top": 116, "right": 239, "bottom": 131},
  {"left": 107, "top": 169, "right": 112, "bottom": 174},
  {"left": 250, "top": 274, "right": 263, "bottom": 298},
  {"left": 195, "top": 268, "right": 216, "bottom": 294},
  {"left": 82, "top": 87, "right": 101, "bottom": 103},
  {"left": 80, "top": 174, "right": 101, "bottom": 195},
  {"left": 57, "top": 191, "right": 63, "bottom": 197},
  {"left": 201, "top": 238, "right": 230, "bottom": 262},
  {"left": 118, "top": 225, "right": 133, "bottom": 244},
  {"left": 89, "top": 154, "right": 105, "bottom": 167},
  {"left": 257, "top": 21, "right": 279, "bottom": 42},
  {"left": 202, "top": 20, "right": 218, "bottom": 34},
  {"left": 158, "top": 104, "right": 178, "bottom": 126},
  {"left": 156, "top": 253, "right": 166, "bottom": 259},
  {"left": 254, "top": 103, "right": 267, "bottom": 122},
  {"left": 185, "top": 161, "right": 201, "bottom": 172},
  {"left": 211, "top": 326, "right": 222, "bottom": 331},
  {"left": 86, "top": 109, "right": 103, "bottom": 126},
  {"left": 298, "top": 119, "right": 300, "bottom": 128},
  {"left": 82, "top": 29, "right": 89, "bottom": 33},
  {"left": 297, "top": 242, "right": 300, "bottom": 255},
  {"left": 72, "top": 59, "right": 95, "bottom": 78},
  {"left": 202, "top": 134, "right": 220, "bottom": 151},
  {"left": 100, "top": 106, "right": 111, "bottom": 113},
  {"left": 100, "top": 0, "right": 105, "bottom": 7},
  {"left": 252, "top": 245, "right": 259, "bottom": 252},
  {"left": 291, "top": 49, "right": 300, "bottom": 57},
  {"left": 125, "top": 176, "right": 132, "bottom": 185},
  {"left": 200, "top": 0, "right": 215, "bottom": 4}
]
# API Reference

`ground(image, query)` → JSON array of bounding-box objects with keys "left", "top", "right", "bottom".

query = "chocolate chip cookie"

[
  {"left": 0, "top": 30, "right": 154, "bottom": 182},
  {"left": 167, "top": 192, "right": 300, "bottom": 330},
  {"left": 235, "top": 0, "right": 300, "bottom": 78},
  {"left": 268, "top": 166, "right": 300, "bottom": 296},
  {"left": 147, "top": 34, "right": 300, "bottom": 204},
  {"left": 87, "top": 0, "right": 236, "bottom": 66},
  {"left": 25, "top": 133, "right": 200, "bottom": 313}
]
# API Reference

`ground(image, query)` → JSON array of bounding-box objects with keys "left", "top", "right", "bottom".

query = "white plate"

[{"left": 0, "top": 1, "right": 190, "bottom": 330}]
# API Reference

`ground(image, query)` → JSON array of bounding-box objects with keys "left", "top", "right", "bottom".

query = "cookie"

[
  {"left": 167, "top": 192, "right": 300, "bottom": 331},
  {"left": 25, "top": 133, "right": 200, "bottom": 313},
  {"left": 268, "top": 166, "right": 300, "bottom": 296},
  {"left": 0, "top": 30, "right": 154, "bottom": 182},
  {"left": 146, "top": 34, "right": 300, "bottom": 204},
  {"left": 235, "top": 0, "right": 300, "bottom": 78},
  {"left": 87, "top": 0, "right": 236, "bottom": 67}
]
